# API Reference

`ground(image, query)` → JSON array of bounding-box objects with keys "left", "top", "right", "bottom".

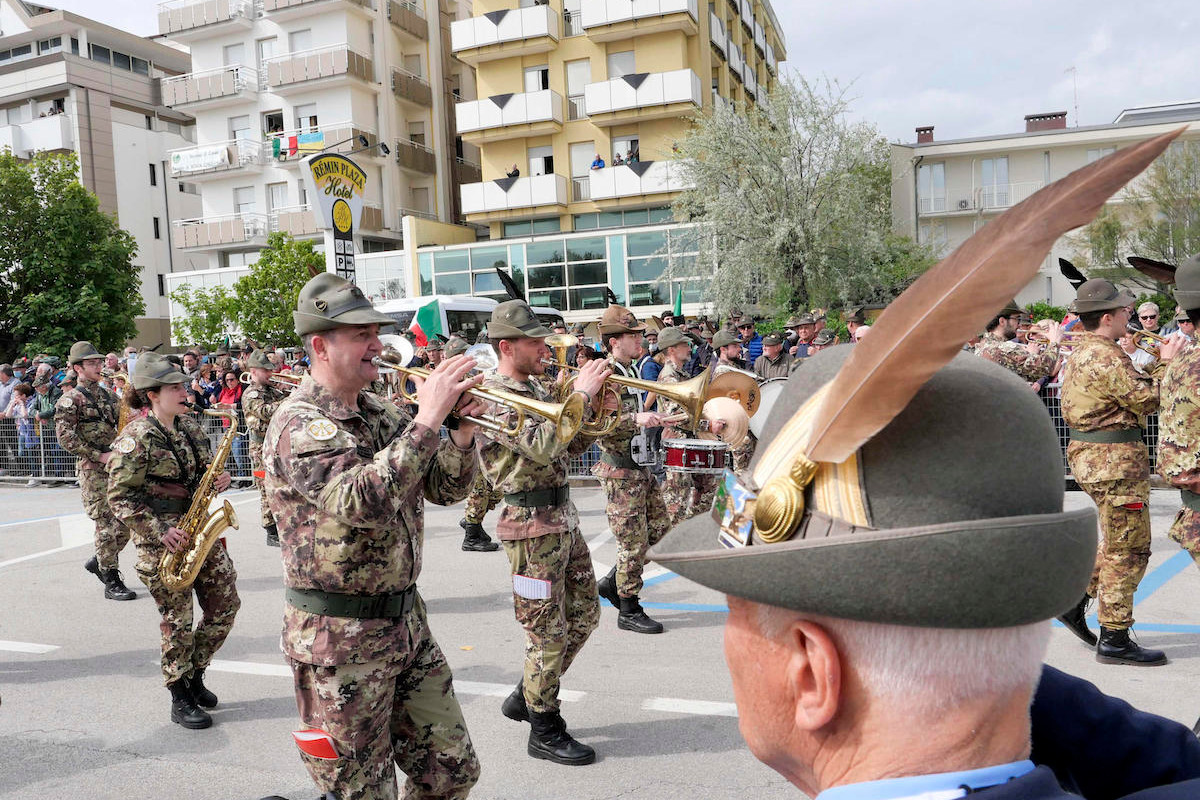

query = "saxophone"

[{"left": 159, "top": 408, "right": 240, "bottom": 591}]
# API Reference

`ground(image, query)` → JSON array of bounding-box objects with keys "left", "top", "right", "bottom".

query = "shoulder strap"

[{"left": 147, "top": 415, "right": 195, "bottom": 490}]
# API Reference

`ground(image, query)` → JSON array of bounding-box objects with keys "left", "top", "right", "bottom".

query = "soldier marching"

[{"left": 240, "top": 348, "right": 289, "bottom": 547}]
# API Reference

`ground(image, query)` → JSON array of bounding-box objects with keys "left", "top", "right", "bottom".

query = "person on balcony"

[
  {"left": 506, "top": 164, "right": 520, "bottom": 178},
  {"left": 590, "top": 154, "right": 606, "bottom": 171}
]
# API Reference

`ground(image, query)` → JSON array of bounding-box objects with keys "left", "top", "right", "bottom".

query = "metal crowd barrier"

[{"left": 0, "top": 398, "right": 1159, "bottom": 485}]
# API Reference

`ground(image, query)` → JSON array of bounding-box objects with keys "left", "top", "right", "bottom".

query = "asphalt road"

[{"left": 1, "top": 482, "right": 1198, "bottom": 800}]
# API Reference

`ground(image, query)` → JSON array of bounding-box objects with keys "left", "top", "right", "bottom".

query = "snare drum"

[
  {"left": 664, "top": 438, "right": 729, "bottom": 474},
  {"left": 750, "top": 378, "right": 788, "bottom": 439}
]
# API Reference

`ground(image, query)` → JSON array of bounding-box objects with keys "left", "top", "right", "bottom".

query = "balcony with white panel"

[
  {"left": 460, "top": 173, "right": 569, "bottom": 216},
  {"left": 157, "top": 0, "right": 256, "bottom": 40},
  {"left": 450, "top": 5, "right": 560, "bottom": 65},
  {"left": 580, "top": 0, "right": 698, "bottom": 43},
  {"left": 263, "top": 0, "right": 374, "bottom": 22},
  {"left": 168, "top": 138, "right": 263, "bottom": 181},
  {"left": 709, "top": 11, "right": 727, "bottom": 59},
  {"left": 174, "top": 212, "right": 269, "bottom": 251},
  {"left": 743, "top": 63, "right": 757, "bottom": 98},
  {"left": 0, "top": 114, "right": 74, "bottom": 158},
  {"left": 583, "top": 68, "right": 702, "bottom": 126},
  {"left": 456, "top": 89, "right": 564, "bottom": 144},
  {"left": 262, "top": 44, "right": 374, "bottom": 95},
  {"left": 588, "top": 160, "right": 693, "bottom": 206},
  {"left": 753, "top": 19, "right": 765, "bottom": 54},
  {"left": 728, "top": 39, "right": 744, "bottom": 79},
  {"left": 738, "top": 0, "right": 752, "bottom": 31},
  {"left": 161, "top": 65, "right": 258, "bottom": 111},
  {"left": 765, "top": 42, "right": 776, "bottom": 74}
]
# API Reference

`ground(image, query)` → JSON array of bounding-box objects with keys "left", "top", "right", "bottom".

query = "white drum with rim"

[{"left": 751, "top": 378, "right": 788, "bottom": 439}]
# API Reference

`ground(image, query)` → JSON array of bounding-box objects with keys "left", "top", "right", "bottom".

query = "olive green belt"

[
  {"left": 601, "top": 452, "right": 640, "bottom": 470},
  {"left": 286, "top": 586, "right": 416, "bottom": 619},
  {"left": 1182, "top": 490, "right": 1200, "bottom": 513},
  {"left": 145, "top": 496, "right": 189, "bottom": 515},
  {"left": 1068, "top": 428, "right": 1142, "bottom": 444},
  {"left": 504, "top": 485, "right": 570, "bottom": 508}
]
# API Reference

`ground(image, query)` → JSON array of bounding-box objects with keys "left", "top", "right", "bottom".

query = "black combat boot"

[
  {"left": 265, "top": 523, "right": 280, "bottom": 548},
  {"left": 617, "top": 595, "right": 664, "bottom": 634},
  {"left": 169, "top": 680, "right": 212, "bottom": 729},
  {"left": 185, "top": 668, "right": 218, "bottom": 708},
  {"left": 1056, "top": 594, "right": 1096, "bottom": 647},
  {"left": 596, "top": 565, "right": 619, "bottom": 608},
  {"left": 84, "top": 556, "right": 104, "bottom": 584},
  {"left": 501, "top": 680, "right": 529, "bottom": 722},
  {"left": 527, "top": 710, "right": 595, "bottom": 766},
  {"left": 1096, "top": 626, "right": 1167, "bottom": 666},
  {"left": 459, "top": 519, "right": 500, "bottom": 552},
  {"left": 101, "top": 568, "right": 136, "bottom": 601}
]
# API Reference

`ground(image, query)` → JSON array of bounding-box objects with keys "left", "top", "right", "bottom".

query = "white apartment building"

[
  {"left": 0, "top": 0, "right": 201, "bottom": 347},
  {"left": 891, "top": 103, "right": 1200, "bottom": 307},
  {"left": 158, "top": 0, "right": 479, "bottom": 271}
]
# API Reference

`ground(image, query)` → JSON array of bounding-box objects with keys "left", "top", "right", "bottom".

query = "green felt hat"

[
  {"left": 488, "top": 300, "right": 553, "bottom": 339},
  {"left": 1174, "top": 254, "right": 1200, "bottom": 311},
  {"left": 712, "top": 330, "right": 739, "bottom": 348},
  {"left": 245, "top": 348, "right": 273, "bottom": 370},
  {"left": 1069, "top": 279, "right": 1135, "bottom": 313},
  {"left": 293, "top": 273, "right": 395, "bottom": 336},
  {"left": 68, "top": 341, "right": 103, "bottom": 365},
  {"left": 444, "top": 336, "right": 469, "bottom": 357},
  {"left": 649, "top": 349, "right": 1097, "bottom": 628},
  {"left": 656, "top": 327, "right": 691, "bottom": 349},
  {"left": 132, "top": 352, "right": 190, "bottom": 390}
]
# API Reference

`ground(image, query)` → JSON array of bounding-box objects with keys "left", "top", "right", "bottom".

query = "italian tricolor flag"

[{"left": 409, "top": 300, "right": 441, "bottom": 347}]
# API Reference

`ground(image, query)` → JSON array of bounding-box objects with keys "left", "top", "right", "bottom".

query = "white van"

[{"left": 373, "top": 295, "right": 565, "bottom": 341}]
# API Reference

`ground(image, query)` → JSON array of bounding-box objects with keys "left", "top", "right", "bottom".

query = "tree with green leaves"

[
  {"left": 0, "top": 151, "right": 142, "bottom": 361},
  {"left": 671, "top": 76, "right": 935, "bottom": 317},
  {"left": 170, "top": 231, "right": 319, "bottom": 349}
]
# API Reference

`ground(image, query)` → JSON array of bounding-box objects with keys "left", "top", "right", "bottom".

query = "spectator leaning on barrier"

[
  {"left": 0, "top": 364, "right": 18, "bottom": 474},
  {"left": 6, "top": 384, "right": 34, "bottom": 479}
]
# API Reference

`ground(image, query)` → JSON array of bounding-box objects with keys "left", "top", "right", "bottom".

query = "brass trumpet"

[
  {"left": 1025, "top": 329, "right": 1084, "bottom": 345},
  {"left": 240, "top": 371, "right": 301, "bottom": 391},
  {"left": 375, "top": 335, "right": 585, "bottom": 443},
  {"left": 1128, "top": 329, "right": 1169, "bottom": 358}
]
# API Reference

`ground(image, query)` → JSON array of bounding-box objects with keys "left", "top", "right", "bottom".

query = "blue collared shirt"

[{"left": 817, "top": 760, "right": 1034, "bottom": 800}]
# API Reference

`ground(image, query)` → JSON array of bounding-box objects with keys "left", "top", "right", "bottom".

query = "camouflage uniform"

[
  {"left": 462, "top": 468, "right": 503, "bottom": 525},
  {"left": 476, "top": 372, "right": 599, "bottom": 713},
  {"left": 974, "top": 331, "right": 1059, "bottom": 382},
  {"left": 107, "top": 413, "right": 241, "bottom": 684},
  {"left": 55, "top": 377, "right": 126, "bottom": 569},
  {"left": 658, "top": 360, "right": 720, "bottom": 526},
  {"left": 263, "top": 376, "right": 479, "bottom": 800},
  {"left": 1158, "top": 345, "right": 1200, "bottom": 566},
  {"left": 241, "top": 382, "right": 288, "bottom": 528},
  {"left": 592, "top": 356, "right": 671, "bottom": 598},
  {"left": 1061, "top": 331, "right": 1166, "bottom": 630}
]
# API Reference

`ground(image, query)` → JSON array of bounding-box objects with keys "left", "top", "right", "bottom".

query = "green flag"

[
  {"left": 409, "top": 300, "right": 442, "bottom": 346},
  {"left": 672, "top": 287, "right": 683, "bottom": 318}
]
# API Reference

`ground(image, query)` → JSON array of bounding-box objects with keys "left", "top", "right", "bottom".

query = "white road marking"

[
  {"left": 209, "top": 659, "right": 291, "bottom": 677},
  {"left": 59, "top": 514, "right": 95, "bottom": 548},
  {"left": 0, "top": 640, "right": 60, "bottom": 654},
  {"left": 641, "top": 697, "right": 738, "bottom": 717},
  {"left": 0, "top": 543, "right": 81, "bottom": 570},
  {"left": 586, "top": 527, "right": 668, "bottom": 580},
  {"left": 586, "top": 528, "right": 612, "bottom": 552}
]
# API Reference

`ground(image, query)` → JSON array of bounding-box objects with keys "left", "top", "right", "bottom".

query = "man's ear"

[{"left": 788, "top": 621, "right": 842, "bottom": 732}]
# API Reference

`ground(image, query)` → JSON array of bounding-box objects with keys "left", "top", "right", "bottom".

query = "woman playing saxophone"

[{"left": 107, "top": 353, "right": 241, "bottom": 731}]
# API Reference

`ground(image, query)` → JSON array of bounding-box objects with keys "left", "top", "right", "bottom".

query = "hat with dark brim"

[
  {"left": 657, "top": 327, "right": 691, "bottom": 349},
  {"left": 649, "top": 348, "right": 1096, "bottom": 628},
  {"left": 811, "top": 329, "right": 837, "bottom": 346},
  {"left": 245, "top": 348, "right": 274, "bottom": 370},
  {"left": 68, "top": 341, "right": 103, "bottom": 365},
  {"left": 445, "top": 336, "right": 469, "bottom": 357},
  {"left": 712, "top": 330, "right": 739, "bottom": 348},
  {"left": 1069, "top": 278, "right": 1136, "bottom": 313},
  {"left": 489, "top": 300, "right": 554, "bottom": 339},
  {"left": 597, "top": 304, "right": 647, "bottom": 335},
  {"left": 294, "top": 273, "right": 395, "bottom": 336},
  {"left": 762, "top": 333, "right": 784, "bottom": 346},
  {"left": 1174, "top": 254, "right": 1200, "bottom": 311},
  {"left": 132, "top": 352, "right": 191, "bottom": 390}
]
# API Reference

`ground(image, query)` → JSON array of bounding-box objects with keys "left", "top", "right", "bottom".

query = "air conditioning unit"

[{"left": 957, "top": 199, "right": 970, "bottom": 210}]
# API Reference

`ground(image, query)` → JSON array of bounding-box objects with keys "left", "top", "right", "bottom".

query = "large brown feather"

[
  {"left": 802, "top": 127, "right": 1183, "bottom": 465},
  {"left": 1127, "top": 256, "right": 1177, "bottom": 285}
]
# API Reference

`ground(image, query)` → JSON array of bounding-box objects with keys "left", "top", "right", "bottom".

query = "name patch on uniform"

[
  {"left": 244, "top": 390, "right": 259, "bottom": 400},
  {"left": 56, "top": 397, "right": 73, "bottom": 409},
  {"left": 512, "top": 574, "right": 551, "bottom": 600},
  {"left": 114, "top": 437, "right": 136, "bottom": 454},
  {"left": 306, "top": 419, "right": 338, "bottom": 441}
]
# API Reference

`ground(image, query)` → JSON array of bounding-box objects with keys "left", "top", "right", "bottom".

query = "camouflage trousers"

[
  {"left": 135, "top": 539, "right": 241, "bottom": 686},
  {"left": 80, "top": 464, "right": 129, "bottom": 570},
  {"left": 503, "top": 522, "right": 599, "bottom": 713},
  {"left": 662, "top": 468, "right": 720, "bottom": 527},
  {"left": 290, "top": 634, "right": 480, "bottom": 800},
  {"left": 1168, "top": 500, "right": 1200, "bottom": 567},
  {"left": 731, "top": 431, "right": 757, "bottom": 475},
  {"left": 1080, "top": 478, "right": 1151, "bottom": 630},
  {"left": 250, "top": 447, "right": 274, "bottom": 528},
  {"left": 598, "top": 471, "right": 670, "bottom": 597},
  {"left": 463, "top": 470, "right": 502, "bottom": 526}
]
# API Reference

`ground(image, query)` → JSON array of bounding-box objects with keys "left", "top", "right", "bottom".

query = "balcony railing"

[
  {"left": 157, "top": 0, "right": 255, "bottom": 36},
  {"left": 765, "top": 42, "right": 776, "bottom": 74},
  {"left": 174, "top": 212, "right": 268, "bottom": 249},
  {"left": 264, "top": 0, "right": 373, "bottom": 14},
  {"left": 588, "top": 160, "right": 693, "bottom": 201},
  {"left": 0, "top": 114, "right": 73, "bottom": 158},
  {"left": 168, "top": 138, "right": 263, "bottom": 178},
  {"left": 391, "top": 68, "right": 432, "bottom": 106},
  {"left": 728, "top": 40, "right": 744, "bottom": 78},
  {"left": 456, "top": 89, "right": 564, "bottom": 138},
  {"left": 580, "top": 0, "right": 698, "bottom": 41},
  {"left": 269, "top": 204, "right": 319, "bottom": 236},
  {"left": 567, "top": 93, "right": 586, "bottom": 120},
  {"left": 396, "top": 137, "right": 436, "bottom": 174},
  {"left": 454, "top": 156, "right": 482, "bottom": 185},
  {"left": 361, "top": 202, "right": 385, "bottom": 230},
  {"left": 450, "top": 4, "right": 560, "bottom": 62},
  {"left": 753, "top": 19, "right": 765, "bottom": 53},
  {"left": 739, "top": 0, "right": 753, "bottom": 31},
  {"left": 572, "top": 176, "right": 591, "bottom": 202},
  {"left": 161, "top": 64, "right": 257, "bottom": 108},
  {"left": 743, "top": 63, "right": 757, "bottom": 97},
  {"left": 563, "top": 9, "right": 584, "bottom": 36},
  {"left": 265, "top": 122, "right": 375, "bottom": 163},
  {"left": 460, "top": 173, "right": 569, "bottom": 215},
  {"left": 262, "top": 44, "right": 374, "bottom": 91},
  {"left": 978, "top": 181, "right": 1045, "bottom": 210},
  {"left": 387, "top": 0, "right": 428, "bottom": 39},
  {"left": 709, "top": 11, "right": 727, "bottom": 58},
  {"left": 583, "top": 69, "right": 702, "bottom": 120},
  {"left": 399, "top": 206, "right": 437, "bottom": 222}
]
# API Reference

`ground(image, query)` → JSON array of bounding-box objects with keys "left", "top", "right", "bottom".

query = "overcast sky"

[{"left": 51, "top": 0, "right": 1200, "bottom": 143}]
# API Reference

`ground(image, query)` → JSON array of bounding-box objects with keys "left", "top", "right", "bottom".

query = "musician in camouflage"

[
  {"left": 712, "top": 329, "right": 756, "bottom": 474},
  {"left": 657, "top": 327, "right": 721, "bottom": 525},
  {"left": 56, "top": 341, "right": 135, "bottom": 601},
  {"left": 1058, "top": 279, "right": 1183, "bottom": 665},
  {"left": 589, "top": 305, "right": 673, "bottom": 634},
  {"left": 241, "top": 348, "right": 288, "bottom": 547},
  {"left": 974, "top": 300, "right": 1062, "bottom": 382},
  {"left": 262, "top": 273, "right": 485, "bottom": 800},
  {"left": 107, "top": 353, "right": 239, "bottom": 730},
  {"left": 1158, "top": 256, "right": 1200, "bottom": 576},
  {"left": 475, "top": 299, "right": 610, "bottom": 766}
]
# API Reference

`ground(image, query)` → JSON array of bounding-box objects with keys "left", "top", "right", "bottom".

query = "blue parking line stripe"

[
  {"left": 643, "top": 601, "right": 729, "bottom": 613},
  {"left": 643, "top": 572, "right": 678, "bottom": 588},
  {"left": 1133, "top": 550, "right": 1194, "bottom": 606}
]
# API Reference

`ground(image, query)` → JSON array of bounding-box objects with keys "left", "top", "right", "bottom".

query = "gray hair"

[
  {"left": 1138, "top": 301, "right": 1160, "bottom": 315},
  {"left": 756, "top": 604, "right": 1049, "bottom": 721}
]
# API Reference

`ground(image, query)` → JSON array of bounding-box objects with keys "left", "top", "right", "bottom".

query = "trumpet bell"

[
  {"left": 699, "top": 396, "right": 749, "bottom": 447},
  {"left": 708, "top": 370, "right": 761, "bottom": 417},
  {"left": 379, "top": 334, "right": 415, "bottom": 367},
  {"left": 545, "top": 333, "right": 578, "bottom": 349},
  {"left": 465, "top": 343, "right": 499, "bottom": 371}
]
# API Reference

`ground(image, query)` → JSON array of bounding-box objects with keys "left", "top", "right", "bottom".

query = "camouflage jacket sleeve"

[
  {"left": 1062, "top": 335, "right": 1164, "bottom": 429},
  {"left": 107, "top": 422, "right": 170, "bottom": 546},
  {"left": 1157, "top": 350, "right": 1200, "bottom": 482},
  {"left": 977, "top": 335, "right": 1059, "bottom": 382},
  {"left": 477, "top": 376, "right": 593, "bottom": 466},
  {"left": 242, "top": 387, "right": 285, "bottom": 439},
  {"left": 54, "top": 392, "right": 108, "bottom": 464}
]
